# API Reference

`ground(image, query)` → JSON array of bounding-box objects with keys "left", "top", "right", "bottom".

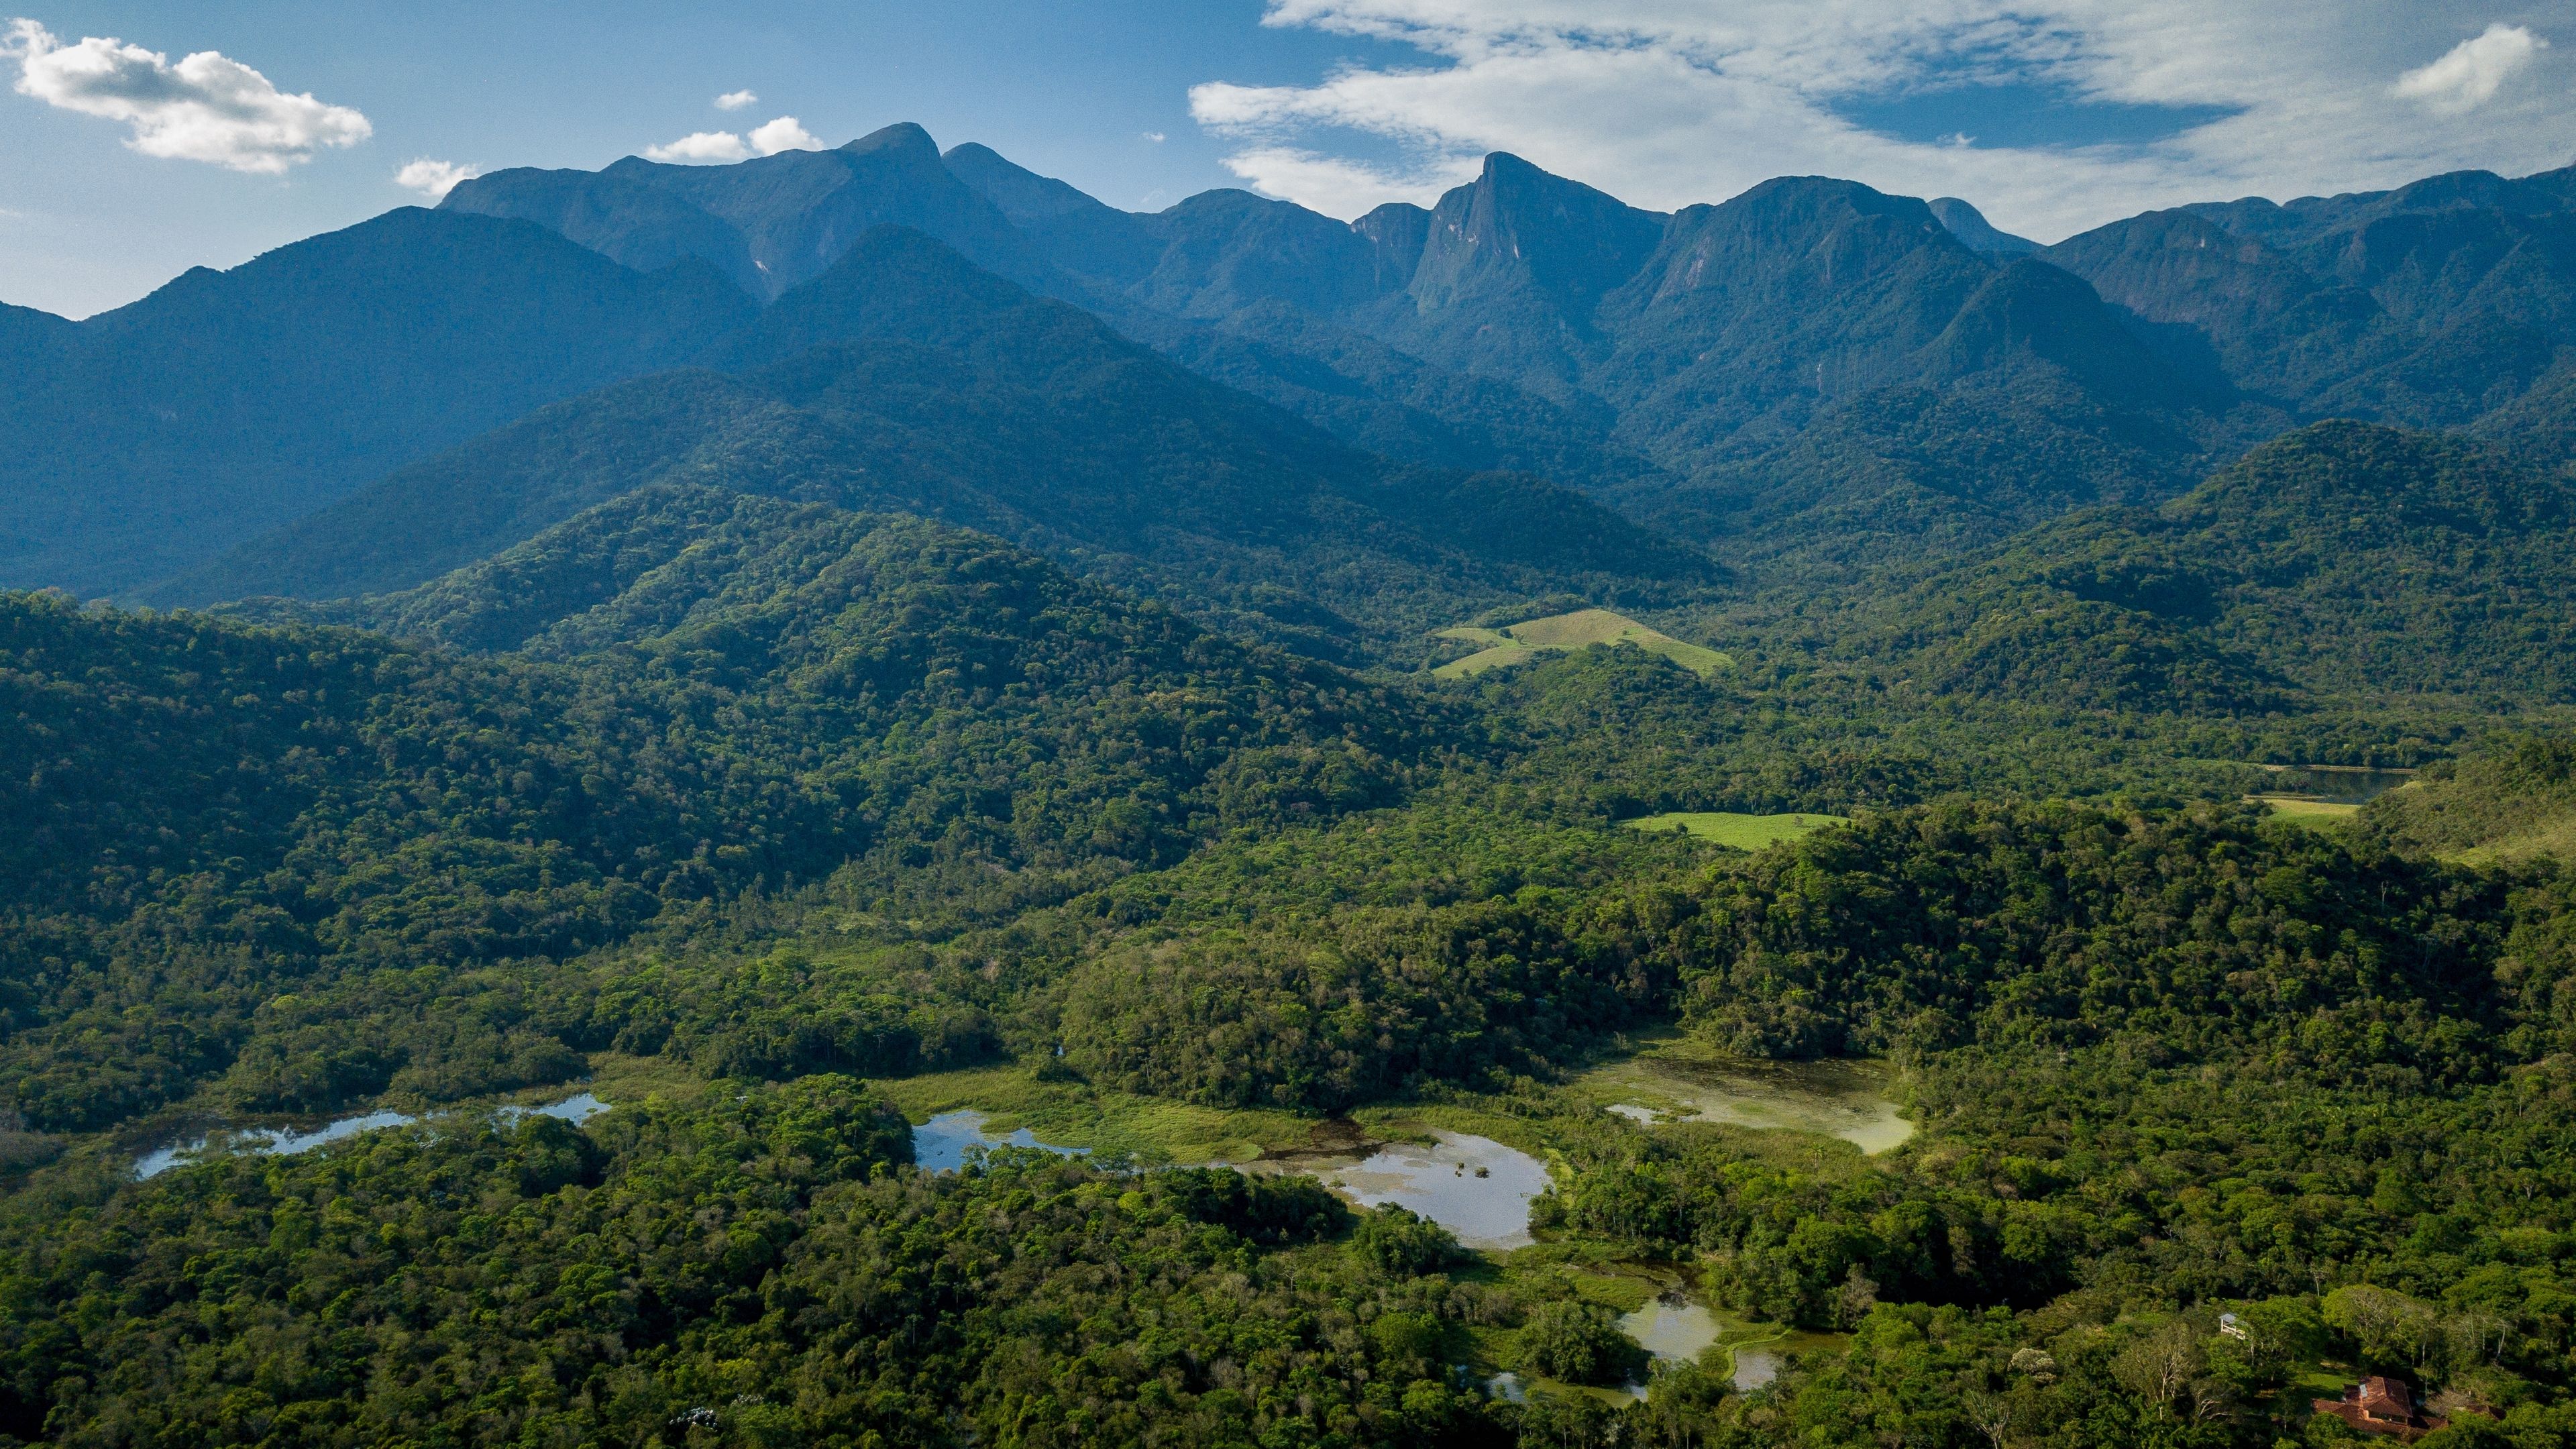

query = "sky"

[{"left": 3, "top": 1, "right": 2571, "bottom": 318}]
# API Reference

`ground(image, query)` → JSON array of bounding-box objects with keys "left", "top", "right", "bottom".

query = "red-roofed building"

[{"left": 2313, "top": 1377, "right": 2445, "bottom": 1441}]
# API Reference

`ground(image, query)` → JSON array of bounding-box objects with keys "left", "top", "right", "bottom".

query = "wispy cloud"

[
  {"left": 2, "top": 17, "right": 369, "bottom": 173},
  {"left": 2394, "top": 23, "right": 2546, "bottom": 115},
  {"left": 1191, "top": 3, "right": 2573, "bottom": 241},
  {"left": 1142, "top": 129, "right": 1167, "bottom": 142},
  {"left": 644, "top": 116, "right": 822, "bottom": 164},
  {"left": 393, "top": 158, "right": 478, "bottom": 200},
  {"left": 714, "top": 88, "right": 757, "bottom": 111}
]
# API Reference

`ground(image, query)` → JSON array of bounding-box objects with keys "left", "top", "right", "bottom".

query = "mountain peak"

[
  {"left": 1409, "top": 150, "right": 1666, "bottom": 315},
  {"left": 845, "top": 121, "right": 941, "bottom": 160},
  {"left": 943, "top": 142, "right": 1102, "bottom": 225},
  {"left": 437, "top": 121, "right": 1025, "bottom": 301},
  {"left": 1929, "top": 197, "right": 2041, "bottom": 254}
]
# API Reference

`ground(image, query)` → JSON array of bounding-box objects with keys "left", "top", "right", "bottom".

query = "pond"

[
  {"left": 135, "top": 1089, "right": 610, "bottom": 1179},
  {"left": 1613, "top": 1289, "right": 1794, "bottom": 1391},
  {"left": 911, "top": 1108, "right": 1091, "bottom": 1173},
  {"left": 2251, "top": 764, "right": 2417, "bottom": 804},
  {"left": 1309, "top": 1131, "right": 1552, "bottom": 1249},
  {"left": 1619, "top": 1295, "right": 1723, "bottom": 1364},
  {"left": 1589, "top": 1050, "right": 1913, "bottom": 1155}
]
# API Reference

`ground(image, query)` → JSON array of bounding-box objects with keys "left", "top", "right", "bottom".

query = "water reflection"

[
  {"left": 1620, "top": 1290, "right": 1784, "bottom": 1387},
  {"left": 136, "top": 1090, "right": 608, "bottom": 1179},
  {"left": 1731, "top": 1347, "right": 1780, "bottom": 1391},
  {"left": 910, "top": 1109, "right": 1091, "bottom": 1174},
  {"left": 1620, "top": 1297, "right": 1723, "bottom": 1364},
  {"left": 2254, "top": 765, "right": 2416, "bottom": 804},
  {"left": 1314, "top": 1132, "right": 1551, "bottom": 1249}
]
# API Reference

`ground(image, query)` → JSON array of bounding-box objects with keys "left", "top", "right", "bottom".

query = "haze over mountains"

[{"left": 3, "top": 118, "right": 2572, "bottom": 659}]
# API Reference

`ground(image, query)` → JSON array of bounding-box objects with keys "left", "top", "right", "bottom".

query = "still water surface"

[
  {"left": 910, "top": 1109, "right": 1091, "bottom": 1173},
  {"left": 1313, "top": 1131, "right": 1552, "bottom": 1248},
  {"left": 136, "top": 1091, "right": 610, "bottom": 1179}
]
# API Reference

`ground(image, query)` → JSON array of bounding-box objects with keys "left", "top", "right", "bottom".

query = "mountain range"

[{"left": 3, "top": 120, "right": 2573, "bottom": 665}]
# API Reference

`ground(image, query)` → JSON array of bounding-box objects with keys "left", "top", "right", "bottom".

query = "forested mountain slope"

[
  {"left": 0, "top": 210, "right": 753, "bottom": 595},
  {"left": 2359, "top": 733, "right": 2576, "bottom": 864},
  {"left": 166, "top": 227, "right": 1711, "bottom": 656},
  {"left": 2047, "top": 166, "right": 2576, "bottom": 429},
  {"left": 1832, "top": 421, "right": 2576, "bottom": 711},
  {"left": 0, "top": 512, "right": 1436, "bottom": 1131}
]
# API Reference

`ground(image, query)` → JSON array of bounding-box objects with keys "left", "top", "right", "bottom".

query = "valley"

[{"left": 3, "top": 109, "right": 2576, "bottom": 1449}]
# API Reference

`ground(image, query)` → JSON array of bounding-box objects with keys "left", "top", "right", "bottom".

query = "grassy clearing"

[
  {"left": 1431, "top": 608, "right": 1733, "bottom": 680},
  {"left": 2457, "top": 807, "right": 2576, "bottom": 866},
  {"left": 864, "top": 1063, "right": 1324, "bottom": 1164},
  {"left": 580, "top": 1051, "right": 719, "bottom": 1113},
  {"left": 1348, "top": 1101, "right": 1563, "bottom": 1166},
  {"left": 1621, "top": 810, "right": 1846, "bottom": 850},
  {"left": 2252, "top": 795, "right": 2360, "bottom": 827},
  {"left": 1568, "top": 1029, "right": 1913, "bottom": 1159}
]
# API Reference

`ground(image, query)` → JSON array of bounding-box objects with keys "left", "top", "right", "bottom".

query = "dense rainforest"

[{"left": 9, "top": 127, "right": 2576, "bottom": 1449}]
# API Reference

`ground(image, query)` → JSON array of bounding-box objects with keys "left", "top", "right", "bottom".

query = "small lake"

[
  {"left": 1591, "top": 1051, "right": 1912, "bottom": 1155},
  {"left": 1311, "top": 1131, "right": 1552, "bottom": 1249},
  {"left": 911, "top": 1109, "right": 1091, "bottom": 1173},
  {"left": 136, "top": 1090, "right": 610, "bottom": 1179},
  {"left": 2251, "top": 765, "right": 2417, "bottom": 804}
]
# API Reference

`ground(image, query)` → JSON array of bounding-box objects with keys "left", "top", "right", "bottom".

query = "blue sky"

[
  {"left": 5, "top": 2, "right": 2571, "bottom": 317},
  {"left": 1, "top": 1, "right": 1426, "bottom": 315}
]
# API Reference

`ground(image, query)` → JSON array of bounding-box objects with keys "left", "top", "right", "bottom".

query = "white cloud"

[
  {"left": 1143, "top": 129, "right": 1167, "bottom": 142},
  {"left": 394, "top": 158, "right": 478, "bottom": 200},
  {"left": 714, "top": 88, "right": 757, "bottom": 111},
  {"left": 747, "top": 115, "right": 822, "bottom": 154},
  {"left": 645, "top": 116, "right": 822, "bottom": 164},
  {"left": 2394, "top": 23, "right": 2546, "bottom": 115},
  {"left": 645, "top": 129, "right": 751, "bottom": 163},
  {"left": 2, "top": 17, "right": 370, "bottom": 173},
  {"left": 1191, "top": 3, "right": 2576, "bottom": 243}
]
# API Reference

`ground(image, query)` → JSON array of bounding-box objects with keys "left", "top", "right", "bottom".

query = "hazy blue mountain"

[
  {"left": 444, "top": 123, "right": 1040, "bottom": 300},
  {"left": 940, "top": 143, "right": 1653, "bottom": 484},
  {"left": 1928, "top": 197, "right": 2041, "bottom": 254},
  {"left": 940, "top": 140, "right": 1163, "bottom": 282},
  {"left": 425, "top": 127, "right": 2230, "bottom": 564},
  {"left": 0, "top": 303, "right": 76, "bottom": 376},
  {"left": 1358, "top": 153, "right": 1670, "bottom": 403},
  {"left": 172, "top": 227, "right": 1714, "bottom": 655},
  {"left": 21, "top": 119, "right": 2576, "bottom": 607},
  {"left": 0, "top": 209, "right": 751, "bottom": 596},
  {"left": 1069, "top": 159, "right": 2225, "bottom": 560},
  {"left": 154, "top": 371, "right": 851, "bottom": 607},
  {"left": 2045, "top": 165, "right": 2576, "bottom": 428}
]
